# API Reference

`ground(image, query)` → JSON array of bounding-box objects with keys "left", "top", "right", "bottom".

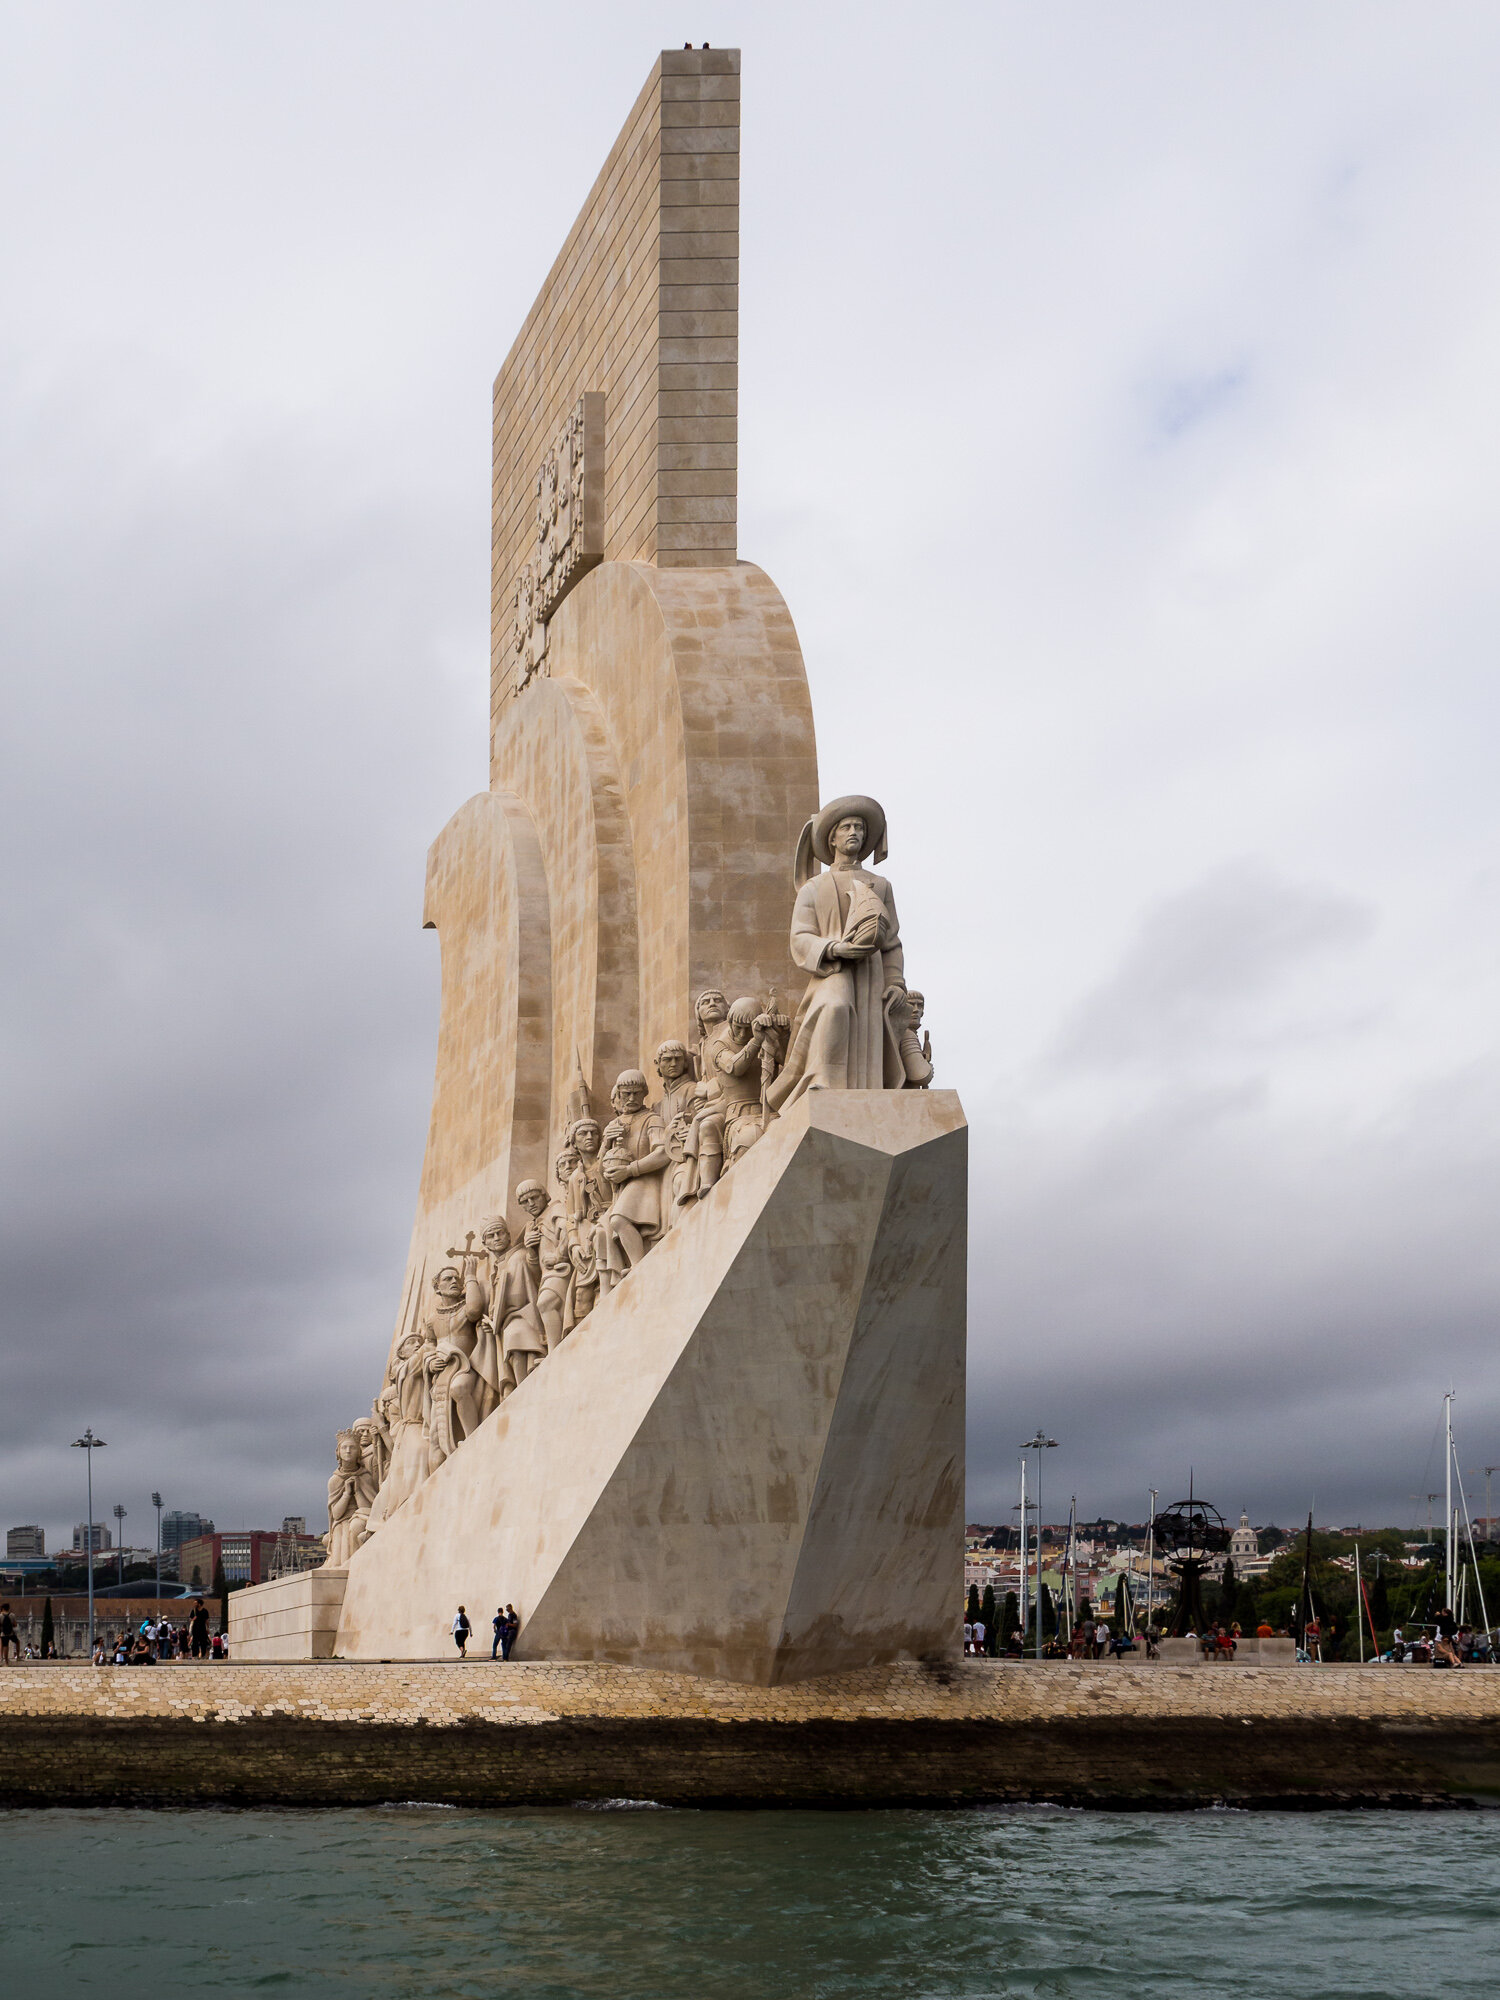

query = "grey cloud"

[
  {"left": 3, "top": 5, "right": 1498, "bottom": 1550},
  {"left": 1051, "top": 861, "right": 1376, "bottom": 1071}
]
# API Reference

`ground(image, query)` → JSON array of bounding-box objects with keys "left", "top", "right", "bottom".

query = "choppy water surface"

[{"left": 2, "top": 1803, "right": 1495, "bottom": 1998}]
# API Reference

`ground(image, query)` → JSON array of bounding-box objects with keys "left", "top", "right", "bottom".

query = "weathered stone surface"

[
  {"left": 331, "top": 1089, "right": 966, "bottom": 1681},
  {"left": 228, "top": 1569, "right": 346, "bottom": 1661},
  {"left": 6, "top": 1661, "right": 1500, "bottom": 1808}
]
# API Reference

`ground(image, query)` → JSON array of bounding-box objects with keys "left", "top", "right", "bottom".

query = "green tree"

[
  {"left": 1040, "top": 1584, "right": 1057, "bottom": 1638},
  {"left": 1218, "top": 1556, "right": 1237, "bottom": 1620},
  {"left": 1370, "top": 1573, "right": 1390, "bottom": 1632},
  {"left": 966, "top": 1582, "right": 981, "bottom": 1624},
  {"left": 213, "top": 1558, "right": 229, "bottom": 1636},
  {"left": 40, "top": 1596, "right": 54, "bottom": 1657},
  {"left": 1002, "top": 1591, "right": 1020, "bottom": 1646},
  {"left": 981, "top": 1583, "right": 997, "bottom": 1656}
]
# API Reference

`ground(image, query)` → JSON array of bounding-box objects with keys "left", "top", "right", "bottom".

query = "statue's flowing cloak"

[{"left": 766, "top": 867, "right": 905, "bottom": 1111}]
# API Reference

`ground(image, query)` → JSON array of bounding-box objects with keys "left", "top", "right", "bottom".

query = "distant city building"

[
  {"left": 176, "top": 1528, "right": 322, "bottom": 1590},
  {"left": 281, "top": 1517, "right": 306, "bottom": 1537},
  {"left": 6, "top": 1525, "right": 44, "bottom": 1557},
  {"left": 161, "top": 1510, "right": 213, "bottom": 1551},
  {"left": 1229, "top": 1512, "right": 1258, "bottom": 1562},
  {"left": 72, "top": 1522, "right": 112, "bottom": 1553}
]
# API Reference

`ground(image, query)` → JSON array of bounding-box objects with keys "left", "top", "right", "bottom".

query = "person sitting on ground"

[{"left": 1005, "top": 1627, "right": 1024, "bottom": 1658}]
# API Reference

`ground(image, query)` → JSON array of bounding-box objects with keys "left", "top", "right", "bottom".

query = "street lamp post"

[
  {"left": 1020, "top": 1432, "right": 1059, "bottom": 1661},
  {"left": 70, "top": 1429, "right": 107, "bottom": 1659},
  {"left": 113, "top": 1504, "right": 126, "bottom": 1588},
  {"left": 153, "top": 1492, "right": 163, "bottom": 1602}
]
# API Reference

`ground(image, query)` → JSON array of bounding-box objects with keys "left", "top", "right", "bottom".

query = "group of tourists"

[
  {"left": 1373, "top": 1610, "right": 1493, "bottom": 1666},
  {"left": 449, "top": 1603, "right": 521, "bottom": 1660},
  {"left": 91, "top": 1600, "right": 219, "bottom": 1665}
]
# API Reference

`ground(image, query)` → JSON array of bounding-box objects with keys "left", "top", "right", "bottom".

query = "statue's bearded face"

[
  {"left": 615, "top": 1078, "right": 647, "bottom": 1113},
  {"left": 833, "top": 816, "right": 866, "bottom": 858},
  {"left": 555, "top": 1150, "right": 580, "bottom": 1185}
]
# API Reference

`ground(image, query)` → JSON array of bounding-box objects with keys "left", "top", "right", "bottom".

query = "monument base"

[
  {"left": 229, "top": 1569, "right": 347, "bottom": 1661},
  {"left": 335, "top": 1089, "right": 967, "bottom": 1682}
]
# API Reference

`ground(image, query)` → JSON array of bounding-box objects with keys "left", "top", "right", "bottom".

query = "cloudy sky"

[{"left": 3, "top": 3, "right": 1498, "bottom": 1554}]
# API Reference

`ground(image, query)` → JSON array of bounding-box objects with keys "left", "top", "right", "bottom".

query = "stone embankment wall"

[{"left": 4, "top": 1661, "right": 1500, "bottom": 1808}]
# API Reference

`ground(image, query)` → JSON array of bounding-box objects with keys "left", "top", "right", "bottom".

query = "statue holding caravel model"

[{"left": 326, "top": 794, "right": 936, "bottom": 1556}]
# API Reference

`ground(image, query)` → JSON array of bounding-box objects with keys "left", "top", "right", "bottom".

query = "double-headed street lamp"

[
  {"left": 70, "top": 1428, "right": 107, "bottom": 1658},
  {"left": 153, "top": 1492, "right": 163, "bottom": 1601},
  {"left": 1020, "top": 1432, "right": 1059, "bottom": 1661}
]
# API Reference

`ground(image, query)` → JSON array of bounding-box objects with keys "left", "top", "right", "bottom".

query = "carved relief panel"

[{"left": 511, "top": 393, "right": 605, "bottom": 695}]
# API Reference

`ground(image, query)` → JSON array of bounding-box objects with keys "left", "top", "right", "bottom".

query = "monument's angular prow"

[
  {"left": 231, "top": 48, "right": 968, "bottom": 1680},
  {"left": 336, "top": 1090, "right": 965, "bottom": 1682}
]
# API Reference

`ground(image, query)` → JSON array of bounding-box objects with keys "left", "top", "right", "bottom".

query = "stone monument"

[{"left": 231, "top": 47, "right": 967, "bottom": 1683}]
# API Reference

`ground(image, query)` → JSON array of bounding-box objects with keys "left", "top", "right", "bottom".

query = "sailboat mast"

[{"left": 1445, "top": 1390, "right": 1455, "bottom": 1620}]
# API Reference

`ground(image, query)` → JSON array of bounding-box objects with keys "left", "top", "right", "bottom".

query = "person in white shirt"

[
  {"left": 971, "top": 1619, "right": 986, "bottom": 1656},
  {"left": 452, "top": 1606, "right": 471, "bottom": 1658},
  {"left": 963, "top": 1619, "right": 973, "bottom": 1655}
]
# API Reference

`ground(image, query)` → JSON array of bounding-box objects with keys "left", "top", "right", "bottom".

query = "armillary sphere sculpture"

[{"left": 1151, "top": 1498, "right": 1231, "bottom": 1637}]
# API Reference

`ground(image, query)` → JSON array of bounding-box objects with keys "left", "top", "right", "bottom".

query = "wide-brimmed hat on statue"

[{"left": 793, "top": 794, "right": 888, "bottom": 887}]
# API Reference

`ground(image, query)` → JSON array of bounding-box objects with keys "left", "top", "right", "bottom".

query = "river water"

[{"left": 2, "top": 1803, "right": 1494, "bottom": 1997}]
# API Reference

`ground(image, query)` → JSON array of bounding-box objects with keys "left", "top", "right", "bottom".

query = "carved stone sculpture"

[
  {"left": 598, "top": 1069, "right": 669, "bottom": 1289},
  {"left": 516, "top": 1177, "right": 572, "bottom": 1351},
  {"left": 691, "top": 989, "right": 728, "bottom": 1080},
  {"left": 364, "top": 1332, "right": 429, "bottom": 1528},
  {"left": 325, "top": 1429, "right": 377, "bottom": 1567},
  {"left": 510, "top": 393, "right": 605, "bottom": 695},
  {"left": 897, "top": 988, "right": 933, "bottom": 1089},
  {"left": 766, "top": 796, "right": 907, "bottom": 1112},
  {"left": 709, "top": 997, "right": 785, "bottom": 1166},
  {"left": 418, "top": 1264, "right": 490, "bottom": 1472},
  {"left": 478, "top": 1216, "right": 547, "bottom": 1394}
]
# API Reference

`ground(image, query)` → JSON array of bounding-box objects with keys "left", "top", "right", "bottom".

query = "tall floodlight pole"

[
  {"left": 1020, "top": 1432, "right": 1059, "bottom": 1661},
  {"left": 1017, "top": 1457, "right": 1028, "bottom": 1649},
  {"left": 1484, "top": 1468, "right": 1498, "bottom": 1543},
  {"left": 113, "top": 1503, "right": 126, "bottom": 1587},
  {"left": 152, "top": 1491, "right": 163, "bottom": 1601},
  {"left": 70, "top": 1429, "right": 107, "bottom": 1658},
  {"left": 1147, "top": 1487, "right": 1158, "bottom": 1634},
  {"left": 1445, "top": 1391, "right": 1455, "bottom": 1619}
]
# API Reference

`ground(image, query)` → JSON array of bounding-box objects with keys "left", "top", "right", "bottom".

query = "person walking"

[
  {"left": 452, "top": 1606, "right": 472, "bottom": 1658},
  {"left": 501, "top": 1605, "right": 520, "bottom": 1660},
  {"left": 188, "top": 1598, "right": 210, "bottom": 1660},
  {"left": 0, "top": 1603, "right": 18, "bottom": 1665}
]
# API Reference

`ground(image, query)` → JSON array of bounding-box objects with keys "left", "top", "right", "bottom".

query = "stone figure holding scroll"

[{"left": 766, "top": 795, "right": 907, "bottom": 1112}]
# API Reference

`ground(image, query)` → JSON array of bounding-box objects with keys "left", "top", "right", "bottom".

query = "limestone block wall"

[
  {"left": 6, "top": 1663, "right": 1500, "bottom": 1807},
  {"left": 491, "top": 47, "right": 741, "bottom": 717}
]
